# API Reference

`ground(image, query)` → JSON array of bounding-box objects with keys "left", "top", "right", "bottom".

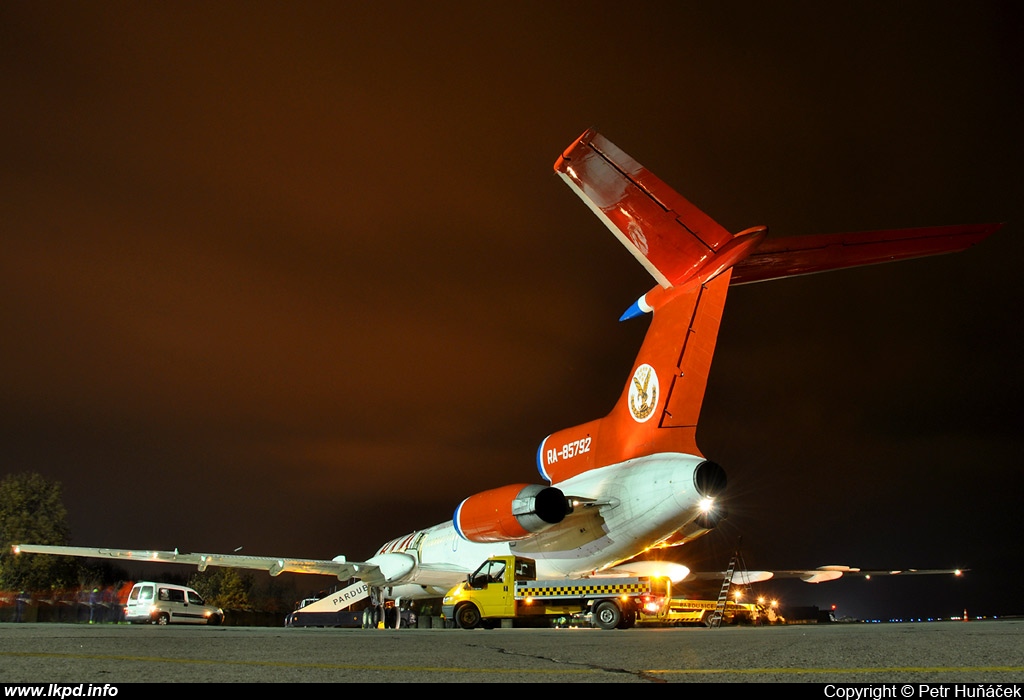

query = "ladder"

[{"left": 708, "top": 551, "right": 740, "bottom": 629}]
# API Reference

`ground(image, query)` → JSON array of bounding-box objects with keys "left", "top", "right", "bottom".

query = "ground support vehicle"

[
  {"left": 441, "top": 555, "right": 669, "bottom": 630},
  {"left": 285, "top": 608, "right": 363, "bottom": 628},
  {"left": 637, "top": 597, "right": 783, "bottom": 626},
  {"left": 284, "top": 581, "right": 371, "bottom": 628}
]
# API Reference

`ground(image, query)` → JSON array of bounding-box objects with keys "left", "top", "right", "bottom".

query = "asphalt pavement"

[{"left": 1, "top": 619, "right": 1022, "bottom": 684}]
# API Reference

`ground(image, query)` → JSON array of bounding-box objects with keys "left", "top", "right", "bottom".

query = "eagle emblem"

[{"left": 628, "top": 364, "right": 659, "bottom": 423}]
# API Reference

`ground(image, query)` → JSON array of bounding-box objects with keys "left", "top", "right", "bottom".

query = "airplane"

[{"left": 16, "top": 129, "right": 994, "bottom": 624}]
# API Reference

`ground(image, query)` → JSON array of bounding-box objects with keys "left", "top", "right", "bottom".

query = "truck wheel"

[
  {"left": 156, "top": 613, "right": 170, "bottom": 626},
  {"left": 594, "top": 601, "right": 621, "bottom": 630},
  {"left": 454, "top": 603, "right": 482, "bottom": 630}
]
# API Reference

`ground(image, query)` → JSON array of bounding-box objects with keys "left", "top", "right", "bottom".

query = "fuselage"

[{"left": 371, "top": 452, "right": 718, "bottom": 599}]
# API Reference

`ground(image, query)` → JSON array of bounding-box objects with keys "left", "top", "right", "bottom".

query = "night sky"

[{"left": 3, "top": 3, "right": 1022, "bottom": 621}]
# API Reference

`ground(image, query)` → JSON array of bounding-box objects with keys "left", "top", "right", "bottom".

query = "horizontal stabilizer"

[
  {"left": 731, "top": 223, "right": 1002, "bottom": 285},
  {"left": 555, "top": 129, "right": 756, "bottom": 289}
]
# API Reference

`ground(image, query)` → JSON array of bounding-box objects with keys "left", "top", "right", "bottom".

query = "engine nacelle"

[
  {"left": 454, "top": 483, "right": 572, "bottom": 543},
  {"left": 364, "top": 552, "right": 416, "bottom": 584}
]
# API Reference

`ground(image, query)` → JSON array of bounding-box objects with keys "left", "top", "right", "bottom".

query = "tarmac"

[{"left": 1, "top": 619, "right": 1022, "bottom": 684}]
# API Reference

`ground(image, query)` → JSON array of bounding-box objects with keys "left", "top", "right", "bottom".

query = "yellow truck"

[
  {"left": 637, "top": 596, "right": 784, "bottom": 626},
  {"left": 441, "top": 555, "right": 670, "bottom": 630}
]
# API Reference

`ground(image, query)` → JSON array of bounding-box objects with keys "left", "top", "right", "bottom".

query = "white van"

[{"left": 124, "top": 582, "right": 224, "bottom": 625}]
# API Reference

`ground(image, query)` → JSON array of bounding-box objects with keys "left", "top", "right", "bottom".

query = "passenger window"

[
  {"left": 187, "top": 592, "right": 204, "bottom": 605},
  {"left": 167, "top": 589, "right": 185, "bottom": 603},
  {"left": 159, "top": 588, "right": 170, "bottom": 601}
]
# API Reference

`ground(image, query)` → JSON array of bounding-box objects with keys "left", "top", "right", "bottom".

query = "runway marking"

[{"left": 3, "top": 652, "right": 1022, "bottom": 677}]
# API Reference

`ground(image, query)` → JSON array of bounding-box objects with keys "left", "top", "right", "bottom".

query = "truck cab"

[{"left": 444, "top": 556, "right": 527, "bottom": 627}]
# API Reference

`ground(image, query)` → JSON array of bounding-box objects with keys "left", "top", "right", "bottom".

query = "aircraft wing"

[
  {"left": 684, "top": 565, "right": 966, "bottom": 585},
  {"left": 13, "top": 544, "right": 380, "bottom": 583},
  {"left": 730, "top": 223, "right": 1001, "bottom": 285}
]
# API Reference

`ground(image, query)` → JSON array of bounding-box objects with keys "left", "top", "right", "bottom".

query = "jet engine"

[
  {"left": 693, "top": 460, "right": 727, "bottom": 498},
  {"left": 693, "top": 460, "right": 728, "bottom": 530},
  {"left": 454, "top": 483, "right": 573, "bottom": 543}
]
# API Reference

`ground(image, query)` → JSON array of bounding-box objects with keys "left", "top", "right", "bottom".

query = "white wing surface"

[
  {"left": 14, "top": 543, "right": 381, "bottom": 582},
  {"left": 684, "top": 565, "right": 966, "bottom": 585}
]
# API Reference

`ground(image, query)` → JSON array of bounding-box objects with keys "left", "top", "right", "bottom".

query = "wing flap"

[{"left": 730, "top": 223, "right": 1002, "bottom": 285}]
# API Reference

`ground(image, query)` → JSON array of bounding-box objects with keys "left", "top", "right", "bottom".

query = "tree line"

[{"left": 0, "top": 472, "right": 307, "bottom": 614}]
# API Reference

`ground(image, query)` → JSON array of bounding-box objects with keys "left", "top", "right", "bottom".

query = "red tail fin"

[
  {"left": 541, "top": 131, "right": 749, "bottom": 483},
  {"left": 538, "top": 271, "right": 731, "bottom": 484},
  {"left": 540, "top": 129, "right": 997, "bottom": 485}
]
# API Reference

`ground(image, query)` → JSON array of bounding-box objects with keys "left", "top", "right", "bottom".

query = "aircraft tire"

[
  {"left": 454, "top": 603, "right": 482, "bottom": 630},
  {"left": 361, "top": 607, "right": 379, "bottom": 629},
  {"left": 594, "top": 601, "right": 621, "bottom": 630}
]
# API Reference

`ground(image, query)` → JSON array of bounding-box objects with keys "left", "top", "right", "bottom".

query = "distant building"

[{"left": 782, "top": 606, "right": 835, "bottom": 624}]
